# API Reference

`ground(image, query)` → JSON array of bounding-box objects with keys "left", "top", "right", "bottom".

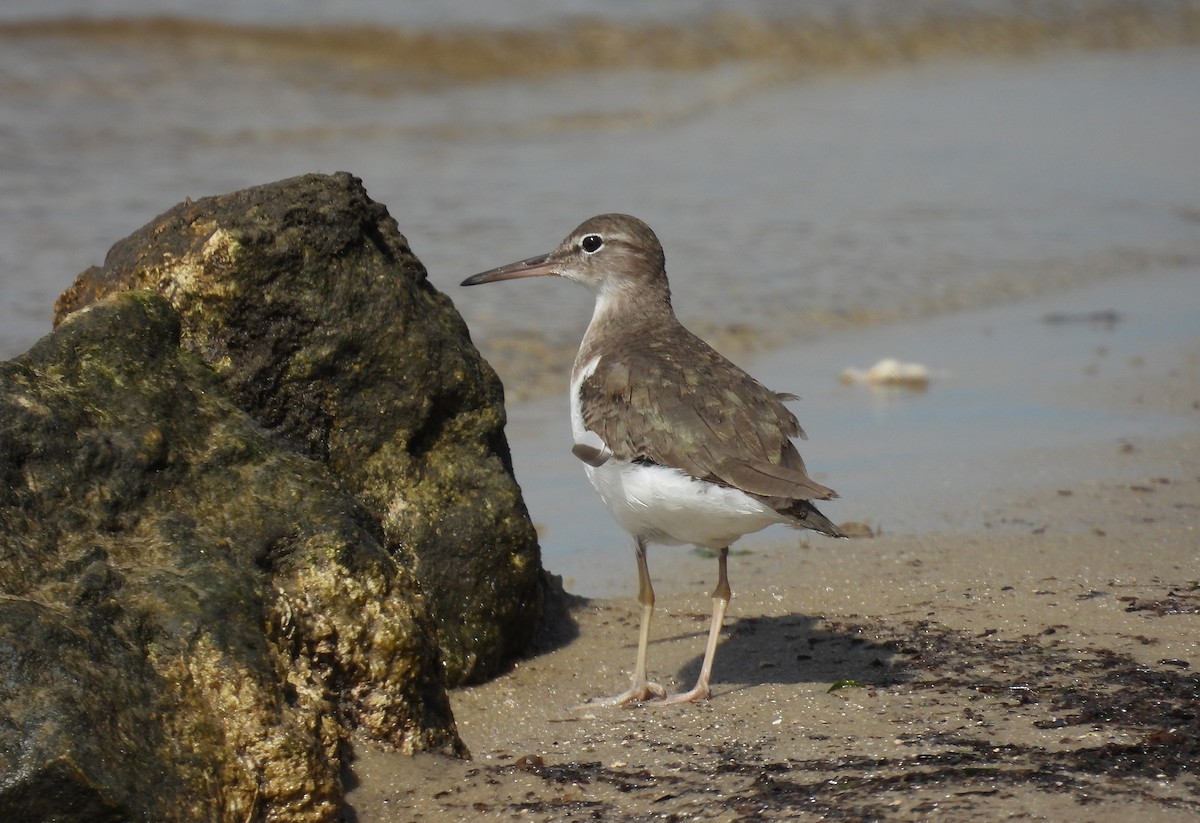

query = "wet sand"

[{"left": 344, "top": 276, "right": 1199, "bottom": 820}]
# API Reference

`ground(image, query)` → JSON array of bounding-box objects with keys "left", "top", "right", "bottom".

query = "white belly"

[
  {"left": 570, "top": 354, "right": 785, "bottom": 548},
  {"left": 583, "top": 459, "right": 785, "bottom": 549}
]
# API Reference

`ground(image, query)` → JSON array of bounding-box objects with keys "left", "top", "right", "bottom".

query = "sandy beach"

[
  {"left": 2, "top": 6, "right": 1197, "bottom": 819},
  {"left": 344, "top": 273, "right": 1199, "bottom": 820}
]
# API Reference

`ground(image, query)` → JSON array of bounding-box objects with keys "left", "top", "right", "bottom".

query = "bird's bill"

[{"left": 461, "top": 253, "right": 560, "bottom": 286}]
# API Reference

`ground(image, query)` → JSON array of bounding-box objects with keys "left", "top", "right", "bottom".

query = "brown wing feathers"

[{"left": 579, "top": 331, "right": 837, "bottom": 505}]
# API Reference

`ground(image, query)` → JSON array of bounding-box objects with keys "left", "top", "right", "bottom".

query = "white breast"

[{"left": 570, "top": 356, "right": 786, "bottom": 549}]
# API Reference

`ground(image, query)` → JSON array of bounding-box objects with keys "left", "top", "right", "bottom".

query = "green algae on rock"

[
  {"left": 1, "top": 291, "right": 463, "bottom": 821},
  {"left": 55, "top": 172, "right": 545, "bottom": 686}
]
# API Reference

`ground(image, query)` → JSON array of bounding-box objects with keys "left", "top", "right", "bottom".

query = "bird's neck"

[{"left": 575, "top": 280, "right": 677, "bottom": 372}]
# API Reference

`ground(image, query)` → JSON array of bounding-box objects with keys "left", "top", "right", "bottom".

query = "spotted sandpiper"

[{"left": 462, "top": 214, "right": 843, "bottom": 705}]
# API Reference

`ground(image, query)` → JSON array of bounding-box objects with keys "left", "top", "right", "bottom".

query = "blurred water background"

[{"left": 3, "top": 1, "right": 1198, "bottom": 593}]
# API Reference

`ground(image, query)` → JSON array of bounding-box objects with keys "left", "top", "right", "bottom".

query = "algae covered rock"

[
  {"left": 0, "top": 291, "right": 463, "bottom": 821},
  {"left": 55, "top": 172, "right": 544, "bottom": 685}
]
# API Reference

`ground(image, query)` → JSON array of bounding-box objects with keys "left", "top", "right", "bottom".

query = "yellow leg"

[
  {"left": 587, "top": 536, "right": 666, "bottom": 706},
  {"left": 662, "top": 546, "right": 730, "bottom": 704}
]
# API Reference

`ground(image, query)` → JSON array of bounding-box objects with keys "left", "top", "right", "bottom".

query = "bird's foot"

[
  {"left": 658, "top": 683, "right": 712, "bottom": 705},
  {"left": 583, "top": 680, "right": 667, "bottom": 708}
]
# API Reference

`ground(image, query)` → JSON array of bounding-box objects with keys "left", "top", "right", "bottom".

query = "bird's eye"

[{"left": 581, "top": 234, "right": 604, "bottom": 254}]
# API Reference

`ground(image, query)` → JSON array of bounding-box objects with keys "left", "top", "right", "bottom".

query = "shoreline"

[
  {"left": 344, "top": 256, "right": 1200, "bottom": 823},
  {"left": 346, "top": 439, "right": 1199, "bottom": 820}
]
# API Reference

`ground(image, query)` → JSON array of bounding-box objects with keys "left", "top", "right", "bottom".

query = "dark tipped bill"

[{"left": 461, "top": 253, "right": 560, "bottom": 286}]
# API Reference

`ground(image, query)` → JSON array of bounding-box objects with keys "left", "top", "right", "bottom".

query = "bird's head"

[{"left": 462, "top": 213, "right": 670, "bottom": 303}]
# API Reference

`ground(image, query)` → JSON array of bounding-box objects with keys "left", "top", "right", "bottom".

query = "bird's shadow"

[
  {"left": 668, "top": 613, "right": 902, "bottom": 691},
  {"left": 510, "top": 575, "right": 902, "bottom": 693}
]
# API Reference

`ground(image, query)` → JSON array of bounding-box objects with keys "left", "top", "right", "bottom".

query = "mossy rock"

[
  {"left": 55, "top": 172, "right": 545, "bottom": 685},
  {"left": 1, "top": 291, "right": 463, "bottom": 821}
]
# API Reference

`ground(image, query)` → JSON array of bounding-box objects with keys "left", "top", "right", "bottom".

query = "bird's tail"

[{"left": 779, "top": 499, "right": 846, "bottom": 538}]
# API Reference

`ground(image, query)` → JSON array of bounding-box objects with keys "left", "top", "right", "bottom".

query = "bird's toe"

[
  {"left": 582, "top": 680, "right": 667, "bottom": 708},
  {"left": 658, "top": 684, "right": 713, "bottom": 705}
]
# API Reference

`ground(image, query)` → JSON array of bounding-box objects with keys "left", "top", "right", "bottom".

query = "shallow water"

[
  {"left": 3, "top": 5, "right": 1199, "bottom": 366},
  {"left": 2, "top": 4, "right": 1199, "bottom": 597}
]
